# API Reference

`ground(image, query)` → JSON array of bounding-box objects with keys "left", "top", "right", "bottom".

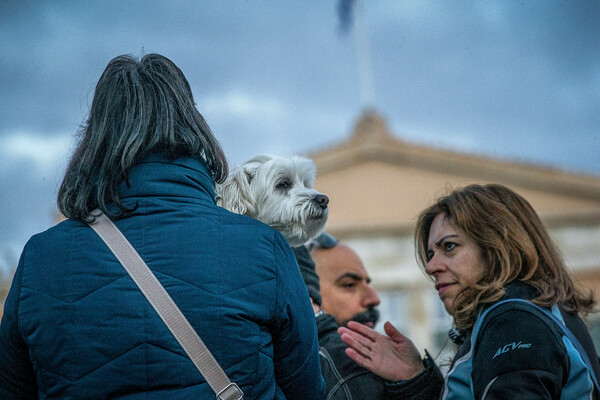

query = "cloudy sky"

[{"left": 1, "top": 0, "right": 599, "bottom": 276}]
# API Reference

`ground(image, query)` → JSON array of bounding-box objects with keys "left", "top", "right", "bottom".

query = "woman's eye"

[
  {"left": 444, "top": 242, "right": 456, "bottom": 252},
  {"left": 426, "top": 250, "right": 434, "bottom": 261}
]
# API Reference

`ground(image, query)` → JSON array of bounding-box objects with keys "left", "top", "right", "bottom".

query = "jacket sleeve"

[
  {"left": 0, "top": 248, "right": 38, "bottom": 399},
  {"left": 271, "top": 233, "right": 325, "bottom": 400},
  {"left": 317, "top": 313, "right": 444, "bottom": 400},
  {"left": 384, "top": 351, "right": 444, "bottom": 400},
  {"left": 317, "top": 313, "right": 386, "bottom": 399},
  {"left": 472, "top": 307, "right": 568, "bottom": 399}
]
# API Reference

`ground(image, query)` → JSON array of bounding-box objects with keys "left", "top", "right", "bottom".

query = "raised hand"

[{"left": 338, "top": 321, "right": 424, "bottom": 381}]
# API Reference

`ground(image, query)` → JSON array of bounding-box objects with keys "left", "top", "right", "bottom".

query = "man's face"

[{"left": 311, "top": 243, "right": 380, "bottom": 327}]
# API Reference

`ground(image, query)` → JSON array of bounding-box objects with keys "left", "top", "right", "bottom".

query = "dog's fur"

[{"left": 217, "top": 154, "right": 329, "bottom": 246}]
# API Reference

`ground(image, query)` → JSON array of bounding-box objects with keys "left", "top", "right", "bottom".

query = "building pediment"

[{"left": 305, "top": 110, "right": 600, "bottom": 237}]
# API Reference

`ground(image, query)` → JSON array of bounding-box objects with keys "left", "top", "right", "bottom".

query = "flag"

[{"left": 337, "top": 0, "right": 355, "bottom": 34}]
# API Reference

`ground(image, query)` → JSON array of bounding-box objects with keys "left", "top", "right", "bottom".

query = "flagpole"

[{"left": 352, "top": 0, "right": 376, "bottom": 110}]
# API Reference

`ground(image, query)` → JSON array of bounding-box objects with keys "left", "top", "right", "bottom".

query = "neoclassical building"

[{"left": 306, "top": 110, "right": 600, "bottom": 355}]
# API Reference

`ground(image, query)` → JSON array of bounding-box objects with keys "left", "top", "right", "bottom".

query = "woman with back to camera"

[
  {"left": 338, "top": 183, "right": 600, "bottom": 399},
  {"left": 0, "top": 53, "right": 325, "bottom": 399}
]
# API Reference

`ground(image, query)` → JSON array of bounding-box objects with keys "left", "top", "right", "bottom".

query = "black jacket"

[
  {"left": 317, "top": 313, "right": 444, "bottom": 400},
  {"left": 448, "top": 283, "right": 600, "bottom": 399}
]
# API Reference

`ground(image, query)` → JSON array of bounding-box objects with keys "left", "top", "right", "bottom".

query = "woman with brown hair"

[{"left": 338, "top": 183, "right": 600, "bottom": 399}]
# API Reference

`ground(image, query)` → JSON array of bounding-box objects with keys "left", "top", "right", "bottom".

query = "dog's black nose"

[{"left": 314, "top": 194, "right": 329, "bottom": 209}]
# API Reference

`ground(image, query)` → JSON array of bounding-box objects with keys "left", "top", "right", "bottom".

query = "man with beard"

[
  {"left": 293, "top": 234, "right": 443, "bottom": 400},
  {"left": 308, "top": 233, "right": 380, "bottom": 328}
]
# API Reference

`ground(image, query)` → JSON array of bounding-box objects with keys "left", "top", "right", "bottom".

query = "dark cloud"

[
  {"left": 367, "top": 1, "right": 599, "bottom": 175},
  {"left": 1, "top": 0, "right": 599, "bottom": 274}
]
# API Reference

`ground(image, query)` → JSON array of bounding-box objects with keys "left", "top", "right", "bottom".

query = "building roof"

[{"left": 305, "top": 110, "right": 600, "bottom": 237}]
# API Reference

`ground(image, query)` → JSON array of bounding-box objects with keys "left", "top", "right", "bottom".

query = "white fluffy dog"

[{"left": 217, "top": 154, "right": 329, "bottom": 246}]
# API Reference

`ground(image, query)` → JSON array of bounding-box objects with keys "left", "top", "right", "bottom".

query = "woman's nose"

[{"left": 425, "top": 253, "right": 444, "bottom": 276}]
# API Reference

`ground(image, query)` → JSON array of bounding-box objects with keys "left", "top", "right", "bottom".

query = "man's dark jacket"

[{"left": 317, "top": 313, "right": 444, "bottom": 399}]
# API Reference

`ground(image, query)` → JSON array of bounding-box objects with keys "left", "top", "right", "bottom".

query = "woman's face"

[{"left": 425, "top": 213, "right": 487, "bottom": 314}]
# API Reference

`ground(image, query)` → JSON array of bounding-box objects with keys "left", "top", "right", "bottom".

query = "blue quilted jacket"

[{"left": 0, "top": 154, "right": 325, "bottom": 399}]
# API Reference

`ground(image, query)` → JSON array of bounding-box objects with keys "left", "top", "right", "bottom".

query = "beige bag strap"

[{"left": 88, "top": 210, "right": 244, "bottom": 400}]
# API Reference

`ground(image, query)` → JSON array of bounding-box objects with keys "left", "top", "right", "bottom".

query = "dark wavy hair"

[
  {"left": 415, "top": 184, "right": 596, "bottom": 331},
  {"left": 58, "top": 54, "right": 228, "bottom": 222}
]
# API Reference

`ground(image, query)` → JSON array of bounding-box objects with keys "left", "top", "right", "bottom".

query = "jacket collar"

[
  {"left": 118, "top": 153, "right": 217, "bottom": 204},
  {"left": 449, "top": 282, "right": 540, "bottom": 345},
  {"left": 501, "top": 281, "right": 540, "bottom": 301}
]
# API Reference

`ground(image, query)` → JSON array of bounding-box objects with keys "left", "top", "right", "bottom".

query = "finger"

[
  {"left": 337, "top": 326, "right": 351, "bottom": 336},
  {"left": 344, "top": 346, "right": 372, "bottom": 369},
  {"left": 383, "top": 321, "right": 407, "bottom": 343},
  {"left": 346, "top": 320, "right": 380, "bottom": 341},
  {"left": 339, "top": 331, "right": 372, "bottom": 358},
  {"left": 338, "top": 326, "right": 369, "bottom": 344}
]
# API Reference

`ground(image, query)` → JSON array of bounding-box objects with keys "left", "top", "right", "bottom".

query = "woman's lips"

[{"left": 436, "top": 282, "right": 455, "bottom": 294}]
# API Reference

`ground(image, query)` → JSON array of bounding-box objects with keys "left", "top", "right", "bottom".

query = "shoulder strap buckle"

[{"left": 216, "top": 382, "right": 244, "bottom": 400}]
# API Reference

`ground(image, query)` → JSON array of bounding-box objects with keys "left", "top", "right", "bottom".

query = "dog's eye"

[{"left": 276, "top": 179, "right": 291, "bottom": 190}]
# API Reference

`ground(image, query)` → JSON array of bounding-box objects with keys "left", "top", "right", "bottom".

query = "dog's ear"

[
  {"left": 244, "top": 154, "right": 276, "bottom": 166},
  {"left": 216, "top": 166, "right": 257, "bottom": 216},
  {"left": 236, "top": 153, "right": 274, "bottom": 186}
]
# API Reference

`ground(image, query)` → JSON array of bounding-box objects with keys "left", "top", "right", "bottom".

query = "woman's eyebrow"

[{"left": 434, "top": 234, "right": 459, "bottom": 248}]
